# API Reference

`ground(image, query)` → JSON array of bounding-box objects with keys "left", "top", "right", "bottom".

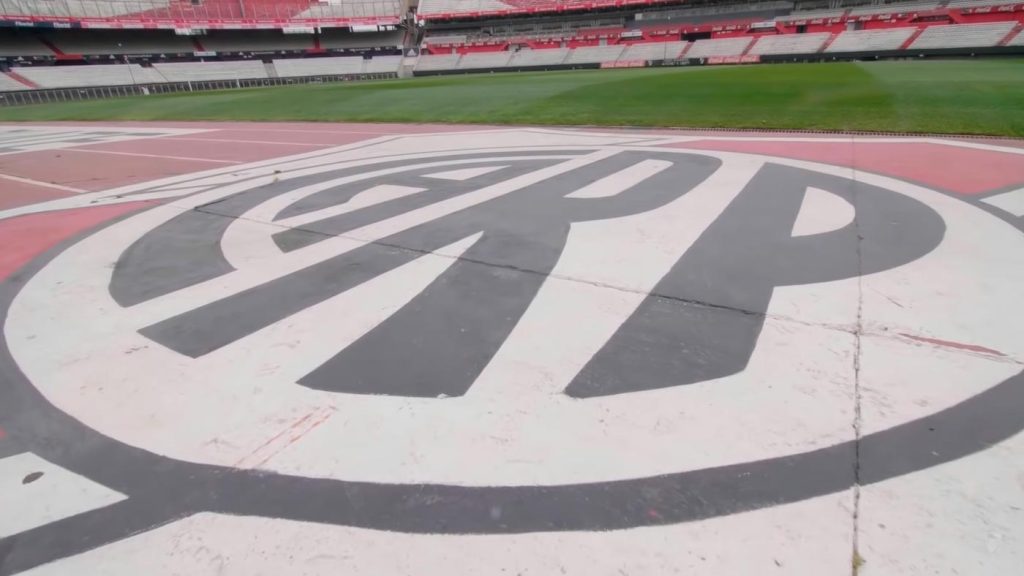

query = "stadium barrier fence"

[{"left": 0, "top": 72, "right": 398, "bottom": 106}]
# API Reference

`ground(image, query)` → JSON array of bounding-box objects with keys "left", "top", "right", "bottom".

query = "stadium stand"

[
  {"left": 748, "top": 32, "right": 830, "bottom": 55},
  {"left": 619, "top": 41, "right": 688, "bottom": 61},
  {"left": 363, "top": 54, "right": 402, "bottom": 72},
  {"left": 825, "top": 28, "right": 916, "bottom": 53},
  {"left": 564, "top": 44, "right": 624, "bottom": 64},
  {"left": 418, "top": 0, "right": 525, "bottom": 18},
  {"left": 775, "top": 8, "right": 846, "bottom": 22},
  {"left": 847, "top": 1, "right": 940, "bottom": 16},
  {"left": 153, "top": 60, "right": 268, "bottom": 81},
  {"left": 0, "top": 72, "right": 29, "bottom": 91},
  {"left": 947, "top": 0, "right": 1021, "bottom": 7},
  {"left": 457, "top": 50, "right": 513, "bottom": 69},
  {"left": 1006, "top": 27, "right": 1024, "bottom": 46},
  {"left": 686, "top": 37, "right": 753, "bottom": 59},
  {"left": 15, "top": 63, "right": 165, "bottom": 87},
  {"left": 0, "top": 0, "right": 402, "bottom": 22},
  {"left": 414, "top": 53, "right": 462, "bottom": 72},
  {"left": 909, "top": 21, "right": 1018, "bottom": 49},
  {"left": 0, "top": 0, "right": 167, "bottom": 17},
  {"left": 292, "top": 0, "right": 401, "bottom": 19},
  {"left": 638, "top": 1, "right": 790, "bottom": 23},
  {"left": 504, "top": 47, "right": 567, "bottom": 66},
  {"left": 272, "top": 56, "right": 365, "bottom": 76}
]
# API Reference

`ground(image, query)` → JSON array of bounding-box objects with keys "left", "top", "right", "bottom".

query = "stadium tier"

[
  {"left": 0, "top": 55, "right": 402, "bottom": 90},
  {"left": 685, "top": 37, "right": 752, "bottom": 59},
  {"left": 506, "top": 47, "right": 570, "bottom": 65},
  {"left": 0, "top": 0, "right": 402, "bottom": 25},
  {"left": 824, "top": 28, "right": 916, "bottom": 53},
  {"left": 908, "top": 21, "right": 1019, "bottom": 49},
  {"left": 14, "top": 63, "right": 165, "bottom": 87},
  {"left": 456, "top": 50, "right": 514, "bottom": 68},
  {"left": 152, "top": 60, "right": 268, "bottom": 81},
  {"left": 418, "top": 0, "right": 679, "bottom": 20},
  {"left": 748, "top": 31, "right": 830, "bottom": 55},
  {"left": 272, "top": 56, "right": 366, "bottom": 76},
  {"left": 563, "top": 44, "right": 625, "bottom": 63},
  {"left": 619, "top": 40, "right": 688, "bottom": 61},
  {"left": 1, "top": 0, "right": 1024, "bottom": 89}
]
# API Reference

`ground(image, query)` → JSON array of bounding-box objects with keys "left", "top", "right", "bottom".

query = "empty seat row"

[
  {"left": 908, "top": 21, "right": 1017, "bottom": 49},
  {"left": 274, "top": 55, "right": 401, "bottom": 76},
  {"left": 292, "top": 0, "right": 402, "bottom": 19},
  {"left": 749, "top": 32, "right": 830, "bottom": 55},
  {"left": 457, "top": 51, "right": 514, "bottom": 69},
  {"left": 847, "top": 1, "right": 940, "bottom": 16},
  {"left": 273, "top": 56, "right": 364, "bottom": 76},
  {"left": 825, "top": 28, "right": 915, "bottom": 53},
  {"left": 0, "top": 72, "right": 29, "bottom": 91},
  {"left": 686, "top": 37, "right": 751, "bottom": 58},
  {"left": 564, "top": 44, "right": 624, "bottom": 64},
  {"left": 153, "top": 60, "right": 267, "bottom": 82},
  {"left": 14, "top": 64, "right": 165, "bottom": 88},
  {"left": 619, "top": 41, "right": 688, "bottom": 61}
]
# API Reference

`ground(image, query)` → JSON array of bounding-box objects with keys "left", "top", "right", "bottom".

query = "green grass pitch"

[{"left": 2, "top": 59, "right": 1023, "bottom": 136}]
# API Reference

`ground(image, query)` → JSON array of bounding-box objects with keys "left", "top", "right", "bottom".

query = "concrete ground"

[{"left": 0, "top": 123, "right": 1022, "bottom": 576}]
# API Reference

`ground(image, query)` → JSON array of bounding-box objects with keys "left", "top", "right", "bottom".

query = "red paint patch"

[
  {"left": 0, "top": 178, "right": 78, "bottom": 211},
  {"left": 0, "top": 202, "right": 150, "bottom": 282},
  {"left": 901, "top": 333, "right": 1006, "bottom": 357},
  {"left": 1, "top": 150, "right": 225, "bottom": 192},
  {"left": 0, "top": 425, "right": 6, "bottom": 440},
  {"left": 668, "top": 140, "right": 1024, "bottom": 195}
]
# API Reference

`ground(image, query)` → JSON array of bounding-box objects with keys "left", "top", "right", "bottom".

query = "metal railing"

[
  {"left": 0, "top": 72, "right": 397, "bottom": 106},
  {"left": 0, "top": 0, "right": 402, "bottom": 21}
]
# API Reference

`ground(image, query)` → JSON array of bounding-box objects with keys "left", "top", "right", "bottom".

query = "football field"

[{"left": 1, "top": 59, "right": 1022, "bottom": 136}]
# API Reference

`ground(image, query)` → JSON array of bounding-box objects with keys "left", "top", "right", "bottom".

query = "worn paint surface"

[{"left": 0, "top": 125, "right": 1022, "bottom": 576}]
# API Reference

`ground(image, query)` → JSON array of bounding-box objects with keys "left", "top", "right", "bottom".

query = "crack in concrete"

[{"left": 851, "top": 146, "right": 865, "bottom": 576}]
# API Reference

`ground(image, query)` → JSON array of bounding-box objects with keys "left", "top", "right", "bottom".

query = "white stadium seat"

[
  {"left": 362, "top": 55, "right": 402, "bottom": 73},
  {"left": 15, "top": 64, "right": 165, "bottom": 88},
  {"left": 415, "top": 53, "right": 462, "bottom": 72},
  {"left": 619, "top": 41, "right": 689, "bottom": 61},
  {"left": 272, "top": 56, "right": 365, "bottom": 77},
  {"left": 153, "top": 60, "right": 268, "bottom": 82},
  {"left": 748, "top": 32, "right": 830, "bottom": 55},
  {"left": 564, "top": 44, "right": 625, "bottom": 64},
  {"left": 507, "top": 48, "right": 570, "bottom": 66},
  {"left": 826, "top": 28, "right": 915, "bottom": 53},
  {"left": 686, "top": 37, "right": 752, "bottom": 58},
  {"left": 0, "top": 72, "right": 28, "bottom": 91},
  {"left": 909, "top": 21, "right": 1017, "bottom": 49},
  {"left": 418, "top": 0, "right": 516, "bottom": 16},
  {"left": 847, "top": 1, "right": 940, "bottom": 16},
  {"left": 457, "top": 51, "right": 513, "bottom": 69}
]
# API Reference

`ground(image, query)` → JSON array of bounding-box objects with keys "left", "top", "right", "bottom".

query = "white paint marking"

[
  {"left": 470, "top": 156, "right": 765, "bottom": 401},
  {"left": 791, "top": 186, "right": 856, "bottom": 237},
  {"left": 217, "top": 154, "right": 578, "bottom": 268},
  {"left": 564, "top": 159, "right": 672, "bottom": 199},
  {"left": 0, "top": 453, "right": 126, "bottom": 538},
  {"left": 165, "top": 137, "right": 327, "bottom": 147},
  {"left": 0, "top": 172, "right": 85, "bottom": 193},
  {"left": 62, "top": 148, "right": 242, "bottom": 164},
  {"left": 276, "top": 184, "right": 426, "bottom": 229},
  {"left": 981, "top": 187, "right": 1024, "bottom": 217},
  {"left": 207, "top": 233, "right": 482, "bottom": 405},
  {"left": 423, "top": 165, "right": 507, "bottom": 181}
]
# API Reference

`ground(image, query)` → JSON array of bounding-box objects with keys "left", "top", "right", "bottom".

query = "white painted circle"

[{"left": 6, "top": 143, "right": 1022, "bottom": 486}]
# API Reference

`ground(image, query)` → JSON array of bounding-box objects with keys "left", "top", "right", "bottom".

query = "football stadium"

[{"left": 0, "top": 1, "right": 1022, "bottom": 575}]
